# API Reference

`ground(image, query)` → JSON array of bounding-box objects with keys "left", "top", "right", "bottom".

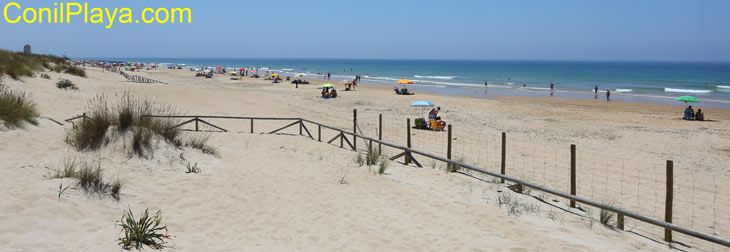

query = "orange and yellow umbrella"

[{"left": 396, "top": 78, "right": 414, "bottom": 88}]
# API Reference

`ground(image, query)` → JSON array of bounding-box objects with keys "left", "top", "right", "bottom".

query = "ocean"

[{"left": 86, "top": 58, "right": 730, "bottom": 108}]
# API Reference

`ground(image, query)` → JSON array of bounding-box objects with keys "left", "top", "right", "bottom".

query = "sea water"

[{"left": 87, "top": 58, "right": 730, "bottom": 108}]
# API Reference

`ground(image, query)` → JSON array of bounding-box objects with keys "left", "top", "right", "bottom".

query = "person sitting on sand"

[
  {"left": 684, "top": 106, "right": 695, "bottom": 120},
  {"left": 695, "top": 108, "right": 704, "bottom": 121},
  {"left": 322, "top": 89, "right": 330, "bottom": 98},
  {"left": 429, "top": 107, "right": 441, "bottom": 120},
  {"left": 331, "top": 89, "right": 338, "bottom": 98},
  {"left": 394, "top": 87, "right": 400, "bottom": 94}
]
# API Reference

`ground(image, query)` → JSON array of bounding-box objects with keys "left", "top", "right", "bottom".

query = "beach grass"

[
  {"left": 118, "top": 208, "right": 171, "bottom": 250},
  {"left": 185, "top": 134, "right": 219, "bottom": 157},
  {"left": 0, "top": 84, "right": 39, "bottom": 128},
  {"left": 51, "top": 158, "right": 123, "bottom": 199},
  {"left": 447, "top": 157, "right": 465, "bottom": 173},
  {"left": 0, "top": 49, "right": 84, "bottom": 79},
  {"left": 600, "top": 206, "right": 616, "bottom": 227},
  {"left": 76, "top": 161, "right": 107, "bottom": 193},
  {"left": 377, "top": 158, "right": 389, "bottom": 175},
  {"left": 65, "top": 93, "right": 219, "bottom": 157}
]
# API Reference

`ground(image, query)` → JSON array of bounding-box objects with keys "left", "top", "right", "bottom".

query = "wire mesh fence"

[{"left": 347, "top": 110, "right": 728, "bottom": 252}]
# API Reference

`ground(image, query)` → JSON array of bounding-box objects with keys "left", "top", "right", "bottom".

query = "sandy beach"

[{"left": 2, "top": 66, "right": 728, "bottom": 251}]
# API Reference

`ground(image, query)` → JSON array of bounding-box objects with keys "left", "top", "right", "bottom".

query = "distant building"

[{"left": 23, "top": 44, "right": 31, "bottom": 54}]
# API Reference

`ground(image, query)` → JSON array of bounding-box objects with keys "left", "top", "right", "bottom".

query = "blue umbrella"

[
  {"left": 411, "top": 100, "right": 435, "bottom": 119},
  {"left": 411, "top": 100, "right": 435, "bottom": 107}
]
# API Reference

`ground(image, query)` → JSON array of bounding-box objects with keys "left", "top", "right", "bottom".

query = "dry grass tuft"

[{"left": 0, "top": 84, "right": 39, "bottom": 128}]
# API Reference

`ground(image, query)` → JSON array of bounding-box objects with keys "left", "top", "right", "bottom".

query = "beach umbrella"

[
  {"left": 677, "top": 96, "right": 699, "bottom": 106},
  {"left": 411, "top": 100, "right": 434, "bottom": 119},
  {"left": 396, "top": 78, "right": 414, "bottom": 89},
  {"left": 272, "top": 73, "right": 279, "bottom": 76},
  {"left": 321, "top": 83, "right": 334, "bottom": 88}
]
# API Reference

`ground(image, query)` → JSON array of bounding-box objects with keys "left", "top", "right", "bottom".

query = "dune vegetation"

[
  {"left": 0, "top": 84, "right": 39, "bottom": 128},
  {"left": 66, "top": 93, "right": 216, "bottom": 158},
  {"left": 0, "top": 49, "right": 85, "bottom": 79}
]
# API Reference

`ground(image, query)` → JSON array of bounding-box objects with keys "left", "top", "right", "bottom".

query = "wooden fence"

[
  {"left": 63, "top": 111, "right": 730, "bottom": 249},
  {"left": 119, "top": 71, "right": 167, "bottom": 84}
]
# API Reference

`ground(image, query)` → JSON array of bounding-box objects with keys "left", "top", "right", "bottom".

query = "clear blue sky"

[{"left": 1, "top": 0, "right": 729, "bottom": 61}]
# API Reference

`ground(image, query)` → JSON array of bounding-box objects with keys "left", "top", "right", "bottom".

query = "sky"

[{"left": 1, "top": 0, "right": 729, "bottom": 61}]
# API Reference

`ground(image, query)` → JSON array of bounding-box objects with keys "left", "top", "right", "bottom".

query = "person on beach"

[
  {"left": 606, "top": 89, "right": 611, "bottom": 101},
  {"left": 484, "top": 81, "right": 488, "bottom": 87},
  {"left": 594, "top": 85, "right": 599, "bottom": 99},
  {"left": 550, "top": 82, "right": 554, "bottom": 97},
  {"left": 327, "top": 72, "right": 331, "bottom": 80},
  {"left": 429, "top": 107, "right": 441, "bottom": 120},
  {"left": 695, "top": 108, "right": 704, "bottom": 121},
  {"left": 684, "top": 106, "right": 695, "bottom": 120}
]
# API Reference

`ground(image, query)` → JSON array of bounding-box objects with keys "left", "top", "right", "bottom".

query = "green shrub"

[
  {"left": 185, "top": 162, "right": 200, "bottom": 174},
  {"left": 118, "top": 208, "right": 171, "bottom": 250},
  {"left": 0, "top": 84, "right": 39, "bottom": 128},
  {"left": 40, "top": 73, "right": 50, "bottom": 79},
  {"left": 56, "top": 79, "right": 77, "bottom": 89}
]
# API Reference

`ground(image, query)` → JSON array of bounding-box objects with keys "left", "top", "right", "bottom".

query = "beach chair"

[{"left": 431, "top": 119, "right": 445, "bottom": 131}]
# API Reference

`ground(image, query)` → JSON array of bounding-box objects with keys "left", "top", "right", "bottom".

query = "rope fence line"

[{"left": 64, "top": 111, "right": 730, "bottom": 251}]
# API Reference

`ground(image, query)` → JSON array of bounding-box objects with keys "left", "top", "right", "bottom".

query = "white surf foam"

[
  {"left": 664, "top": 88, "right": 712, "bottom": 94},
  {"left": 413, "top": 75, "right": 457, "bottom": 80},
  {"left": 615, "top": 89, "right": 633, "bottom": 93},
  {"left": 717, "top": 85, "right": 730, "bottom": 89}
]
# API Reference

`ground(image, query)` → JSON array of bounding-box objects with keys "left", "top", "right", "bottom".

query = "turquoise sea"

[{"left": 85, "top": 58, "right": 730, "bottom": 108}]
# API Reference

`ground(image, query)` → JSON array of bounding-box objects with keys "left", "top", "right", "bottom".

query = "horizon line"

[{"left": 71, "top": 56, "right": 730, "bottom": 64}]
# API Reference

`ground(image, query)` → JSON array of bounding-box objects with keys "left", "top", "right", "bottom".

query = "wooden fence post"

[
  {"left": 447, "top": 124, "right": 452, "bottom": 163},
  {"left": 617, "top": 214, "right": 625, "bottom": 230},
  {"left": 378, "top": 114, "right": 383, "bottom": 152},
  {"left": 665, "top": 160, "right": 674, "bottom": 243},
  {"left": 299, "top": 120, "right": 303, "bottom": 135},
  {"left": 500, "top": 132, "right": 506, "bottom": 183},
  {"left": 405, "top": 118, "right": 411, "bottom": 164},
  {"left": 570, "top": 144, "right": 576, "bottom": 208},
  {"left": 353, "top": 109, "right": 357, "bottom": 150},
  {"left": 318, "top": 125, "right": 321, "bottom": 142},
  {"left": 250, "top": 119, "right": 254, "bottom": 133},
  {"left": 340, "top": 130, "right": 344, "bottom": 148},
  {"left": 195, "top": 117, "right": 199, "bottom": 132},
  {"left": 82, "top": 113, "right": 86, "bottom": 123}
]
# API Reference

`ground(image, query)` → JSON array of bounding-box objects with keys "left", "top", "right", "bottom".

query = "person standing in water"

[
  {"left": 550, "top": 82, "right": 554, "bottom": 97},
  {"left": 484, "top": 81, "right": 488, "bottom": 87},
  {"left": 594, "top": 85, "right": 599, "bottom": 99},
  {"left": 606, "top": 89, "right": 611, "bottom": 102}
]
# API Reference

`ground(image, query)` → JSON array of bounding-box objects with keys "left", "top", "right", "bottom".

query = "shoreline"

[{"left": 292, "top": 75, "right": 730, "bottom": 119}]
